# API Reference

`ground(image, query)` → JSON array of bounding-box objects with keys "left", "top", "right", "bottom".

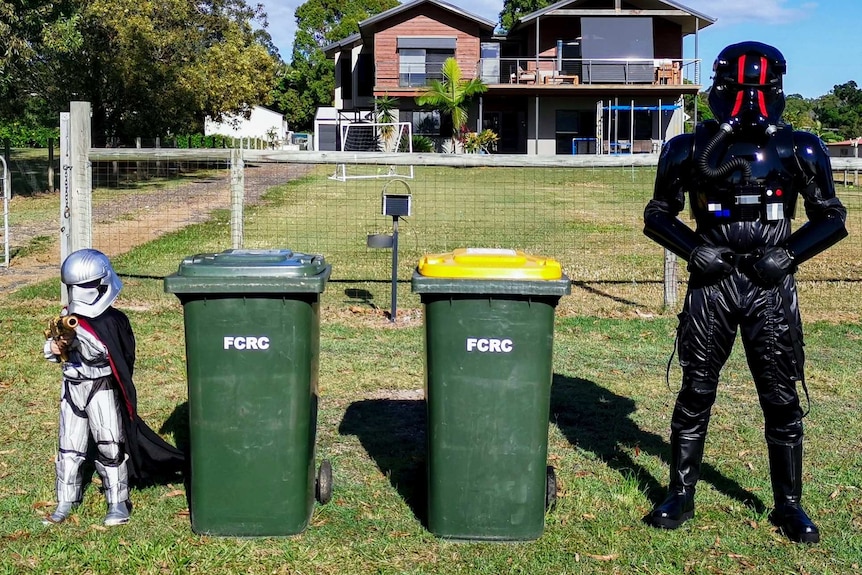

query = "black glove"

[
  {"left": 751, "top": 246, "right": 796, "bottom": 285},
  {"left": 687, "top": 245, "right": 734, "bottom": 283}
]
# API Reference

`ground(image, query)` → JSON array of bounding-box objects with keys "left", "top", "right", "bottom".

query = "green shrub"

[
  {"left": 411, "top": 134, "right": 435, "bottom": 153},
  {"left": 0, "top": 122, "right": 60, "bottom": 147}
]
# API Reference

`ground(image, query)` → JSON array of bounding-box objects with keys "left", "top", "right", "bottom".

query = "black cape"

[{"left": 77, "top": 308, "right": 186, "bottom": 486}]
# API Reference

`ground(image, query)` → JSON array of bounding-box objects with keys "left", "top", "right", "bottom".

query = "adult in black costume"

[
  {"left": 643, "top": 42, "right": 847, "bottom": 543},
  {"left": 44, "top": 249, "right": 185, "bottom": 526}
]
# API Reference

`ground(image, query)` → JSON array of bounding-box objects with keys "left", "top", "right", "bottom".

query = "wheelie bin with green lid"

[
  {"left": 164, "top": 249, "right": 333, "bottom": 536},
  {"left": 411, "top": 248, "right": 571, "bottom": 541}
]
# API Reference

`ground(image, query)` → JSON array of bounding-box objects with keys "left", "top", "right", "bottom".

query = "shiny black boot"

[
  {"left": 648, "top": 486, "right": 695, "bottom": 529},
  {"left": 647, "top": 435, "right": 704, "bottom": 529},
  {"left": 768, "top": 442, "right": 820, "bottom": 543}
]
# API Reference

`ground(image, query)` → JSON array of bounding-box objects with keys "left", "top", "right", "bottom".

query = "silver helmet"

[{"left": 60, "top": 249, "right": 123, "bottom": 317}]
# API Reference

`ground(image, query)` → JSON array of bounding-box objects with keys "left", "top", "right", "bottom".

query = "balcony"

[
  {"left": 479, "top": 57, "right": 698, "bottom": 87},
  {"left": 372, "top": 57, "right": 700, "bottom": 97}
]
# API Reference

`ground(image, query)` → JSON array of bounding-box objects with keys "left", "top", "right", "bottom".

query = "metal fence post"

[{"left": 230, "top": 148, "right": 244, "bottom": 249}]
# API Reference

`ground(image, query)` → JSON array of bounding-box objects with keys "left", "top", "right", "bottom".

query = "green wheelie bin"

[
  {"left": 164, "top": 249, "right": 333, "bottom": 536},
  {"left": 411, "top": 248, "right": 571, "bottom": 541}
]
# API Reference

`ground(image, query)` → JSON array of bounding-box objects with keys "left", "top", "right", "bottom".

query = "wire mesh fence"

[{"left": 74, "top": 150, "right": 862, "bottom": 316}]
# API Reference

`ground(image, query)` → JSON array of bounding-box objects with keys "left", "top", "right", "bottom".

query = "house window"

[
  {"left": 581, "top": 17, "right": 654, "bottom": 83},
  {"left": 556, "top": 110, "right": 596, "bottom": 155},
  {"left": 402, "top": 110, "right": 443, "bottom": 136},
  {"left": 400, "top": 49, "right": 427, "bottom": 87},
  {"left": 398, "top": 37, "right": 456, "bottom": 87},
  {"left": 608, "top": 110, "right": 654, "bottom": 140},
  {"left": 480, "top": 42, "right": 501, "bottom": 84}
]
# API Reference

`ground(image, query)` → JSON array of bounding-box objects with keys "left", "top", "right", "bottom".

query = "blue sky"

[{"left": 259, "top": 0, "right": 861, "bottom": 99}]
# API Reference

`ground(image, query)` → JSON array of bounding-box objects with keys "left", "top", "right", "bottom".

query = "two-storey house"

[{"left": 322, "top": 0, "right": 715, "bottom": 155}]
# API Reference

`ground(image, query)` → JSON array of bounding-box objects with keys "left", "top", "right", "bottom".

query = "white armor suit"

[
  {"left": 44, "top": 248, "right": 132, "bottom": 526},
  {"left": 43, "top": 250, "right": 186, "bottom": 527},
  {"left": 44, "top": 319, "right": 131, "bottom": 526}
]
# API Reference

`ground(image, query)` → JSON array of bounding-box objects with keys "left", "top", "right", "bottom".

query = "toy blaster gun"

[{"left": 44, "top": 315, "right": 79, "bottom": 362}]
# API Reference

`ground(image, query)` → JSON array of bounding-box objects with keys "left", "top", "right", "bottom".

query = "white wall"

[{"left": 205, "top": 106, "right": 288, "bottom": 143}]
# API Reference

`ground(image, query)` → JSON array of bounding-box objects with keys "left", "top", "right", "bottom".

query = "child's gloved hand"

[{"left": 50, "top": 334, "right": 74, "bottom": 357}]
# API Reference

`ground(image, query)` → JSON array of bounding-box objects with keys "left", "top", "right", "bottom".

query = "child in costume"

[{"left": 44, "top": 248, "right": 185, "bottom": 526}]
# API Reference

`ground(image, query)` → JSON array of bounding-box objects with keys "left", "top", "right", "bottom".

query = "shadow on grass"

[
  {"left": 550, "top": 374, "right": 767, "bottom": 513},
  {"left": 338, "top": 399, "right": 427, "bottom": 526},
  {"left": 159, "top": 402, "right": 192, "bottom": 506},
  {"left": 344, "top": 288, "right": 376, "bottom": 307},
  {"left": 571, "top": 281, "right": 645, "bottom": 306},
  {"left": 160, "top": 401, "right": 190, "bottom": 457}
]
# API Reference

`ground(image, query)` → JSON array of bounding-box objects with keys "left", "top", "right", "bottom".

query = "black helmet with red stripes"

[{"left": 708, "top": 41, "right": 786, "bottom": 132}]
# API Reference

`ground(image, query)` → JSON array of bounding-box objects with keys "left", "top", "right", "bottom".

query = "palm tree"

[
  {"left": 374, "top": 93, "right": 399, "bottom": 151},
  {"left": 415, "top": 57, "right": 488, "bottom": 152}
]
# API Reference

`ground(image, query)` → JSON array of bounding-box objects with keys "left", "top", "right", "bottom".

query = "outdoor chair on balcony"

[
  {"left": 655, "top": 61, "right": 680, "bottom": 85},
  {"left": 510, "top": 66, "right": 536, "bottom": 84}
]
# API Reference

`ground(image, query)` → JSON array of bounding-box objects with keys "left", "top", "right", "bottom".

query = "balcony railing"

[
  {"left": 396, "top": 64, "right": 445, "bottom": 88},
  {"left": 480, "top": 57, "right": 699, "bottom": 86},
  {"left": 374, "top": 58, "right": 699, "bottom": 89}
]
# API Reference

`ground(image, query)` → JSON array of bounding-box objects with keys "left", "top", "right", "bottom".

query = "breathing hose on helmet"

[{"left": 696, "top": 123, "right": 752, "bottom": 182}]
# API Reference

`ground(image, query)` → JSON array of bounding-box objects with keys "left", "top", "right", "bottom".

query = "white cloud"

[{"left": 678, "top": 0, "right": 815, "bottom": 26}]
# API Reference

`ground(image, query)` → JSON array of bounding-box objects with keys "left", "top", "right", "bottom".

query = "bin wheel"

[
  {"left": 316, "top": 460, "right": 333, "bottom": 504},
  {"left": 545, "top": 465, "right": 557, "bottom": 512}
]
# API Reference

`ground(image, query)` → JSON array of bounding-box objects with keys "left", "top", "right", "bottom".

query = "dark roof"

[
  {"left": 512, "top": 0, "right": 715, "bottom": 35},
  {"left": 323, "top": 33, "right": 362, "bottom": 56},
  {"left": 323, "top": 0, "right": 496, "bottom": 56},
  {"left": 323, "top": 0, "right": 716, "bottom": 57},
  {"left": 360, "top": 0, "right": 496, "bottom": 30}
]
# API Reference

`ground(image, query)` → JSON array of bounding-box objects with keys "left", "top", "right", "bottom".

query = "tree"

[
  {"left": 273, "top": 0, "right": 399, "bottom": 131},
  {"left": 783, "top": 94, "right": 816, "bottom": 130},
  {"left": 683, "top": 91, "right": 712, "bottom": 133},
  {"left": 374, "top": 94, "right": 399, "bottom": 151},
  {"left": 498, "top": 0, "right": 552, "bottom": 32},
  {"left": 0, "top": 1, "right": 76, "bottom": 122},
  {"left": 415, "top": 58, "right": 488, "bottom": 152},
  {"left": 813, "top": 81, "right": 862, "bottom": 141},
  {"left": 8, "top": 0, "right": 277, "bottom": 142}
]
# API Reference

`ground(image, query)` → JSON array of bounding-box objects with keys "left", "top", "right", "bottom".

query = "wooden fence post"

[
  {"left": 69, "top": 101, "right": 93, "bottom": 253},
  {"left": 156, "top": 136, "right": 162, "bottom": 176},
  {"left": 230, "top": 147, "right": 244, "bottom": 249},
  {"left": 48, "top": 138, "right": 55, "bottom": 194},
  {"left": 663, "top": 248, "right": 678, "bottom": 308}
]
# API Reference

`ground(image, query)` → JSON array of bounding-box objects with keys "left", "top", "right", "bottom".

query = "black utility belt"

[
  {"left": 64, "top": 375, "right": 114, "bottom": 389},
  {"left": 703, "top": 185, "right": 789, "bottom": 222}
]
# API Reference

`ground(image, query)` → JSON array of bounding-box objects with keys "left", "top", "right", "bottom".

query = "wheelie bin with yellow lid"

[{"left": 411, "top": 248, "right": 571, "bottom": 541}]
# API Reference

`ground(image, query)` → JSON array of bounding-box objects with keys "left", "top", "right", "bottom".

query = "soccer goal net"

[{"left": 331, "top": 121, "right": 414, "bottom": 181}]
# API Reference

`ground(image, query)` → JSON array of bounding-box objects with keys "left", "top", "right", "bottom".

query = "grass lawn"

[
  {"left": 2, "top": 287, "right": 860, "bottom": 574},
  {"left": 1, "top": 163, "right": 860, "bottom": 574}
]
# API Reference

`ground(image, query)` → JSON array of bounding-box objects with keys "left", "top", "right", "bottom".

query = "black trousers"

[{"left": 671, "top": 270, "right": 805, "bottom": 446}]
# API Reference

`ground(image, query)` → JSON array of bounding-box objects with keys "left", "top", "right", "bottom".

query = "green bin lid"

[{"left": 164, "top": 249, "right": 331, "bottom": 294}]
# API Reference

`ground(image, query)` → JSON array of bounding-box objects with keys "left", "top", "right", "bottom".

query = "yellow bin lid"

[{"left": 417, "top": 248, "right": 563, "bottom": 280}]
